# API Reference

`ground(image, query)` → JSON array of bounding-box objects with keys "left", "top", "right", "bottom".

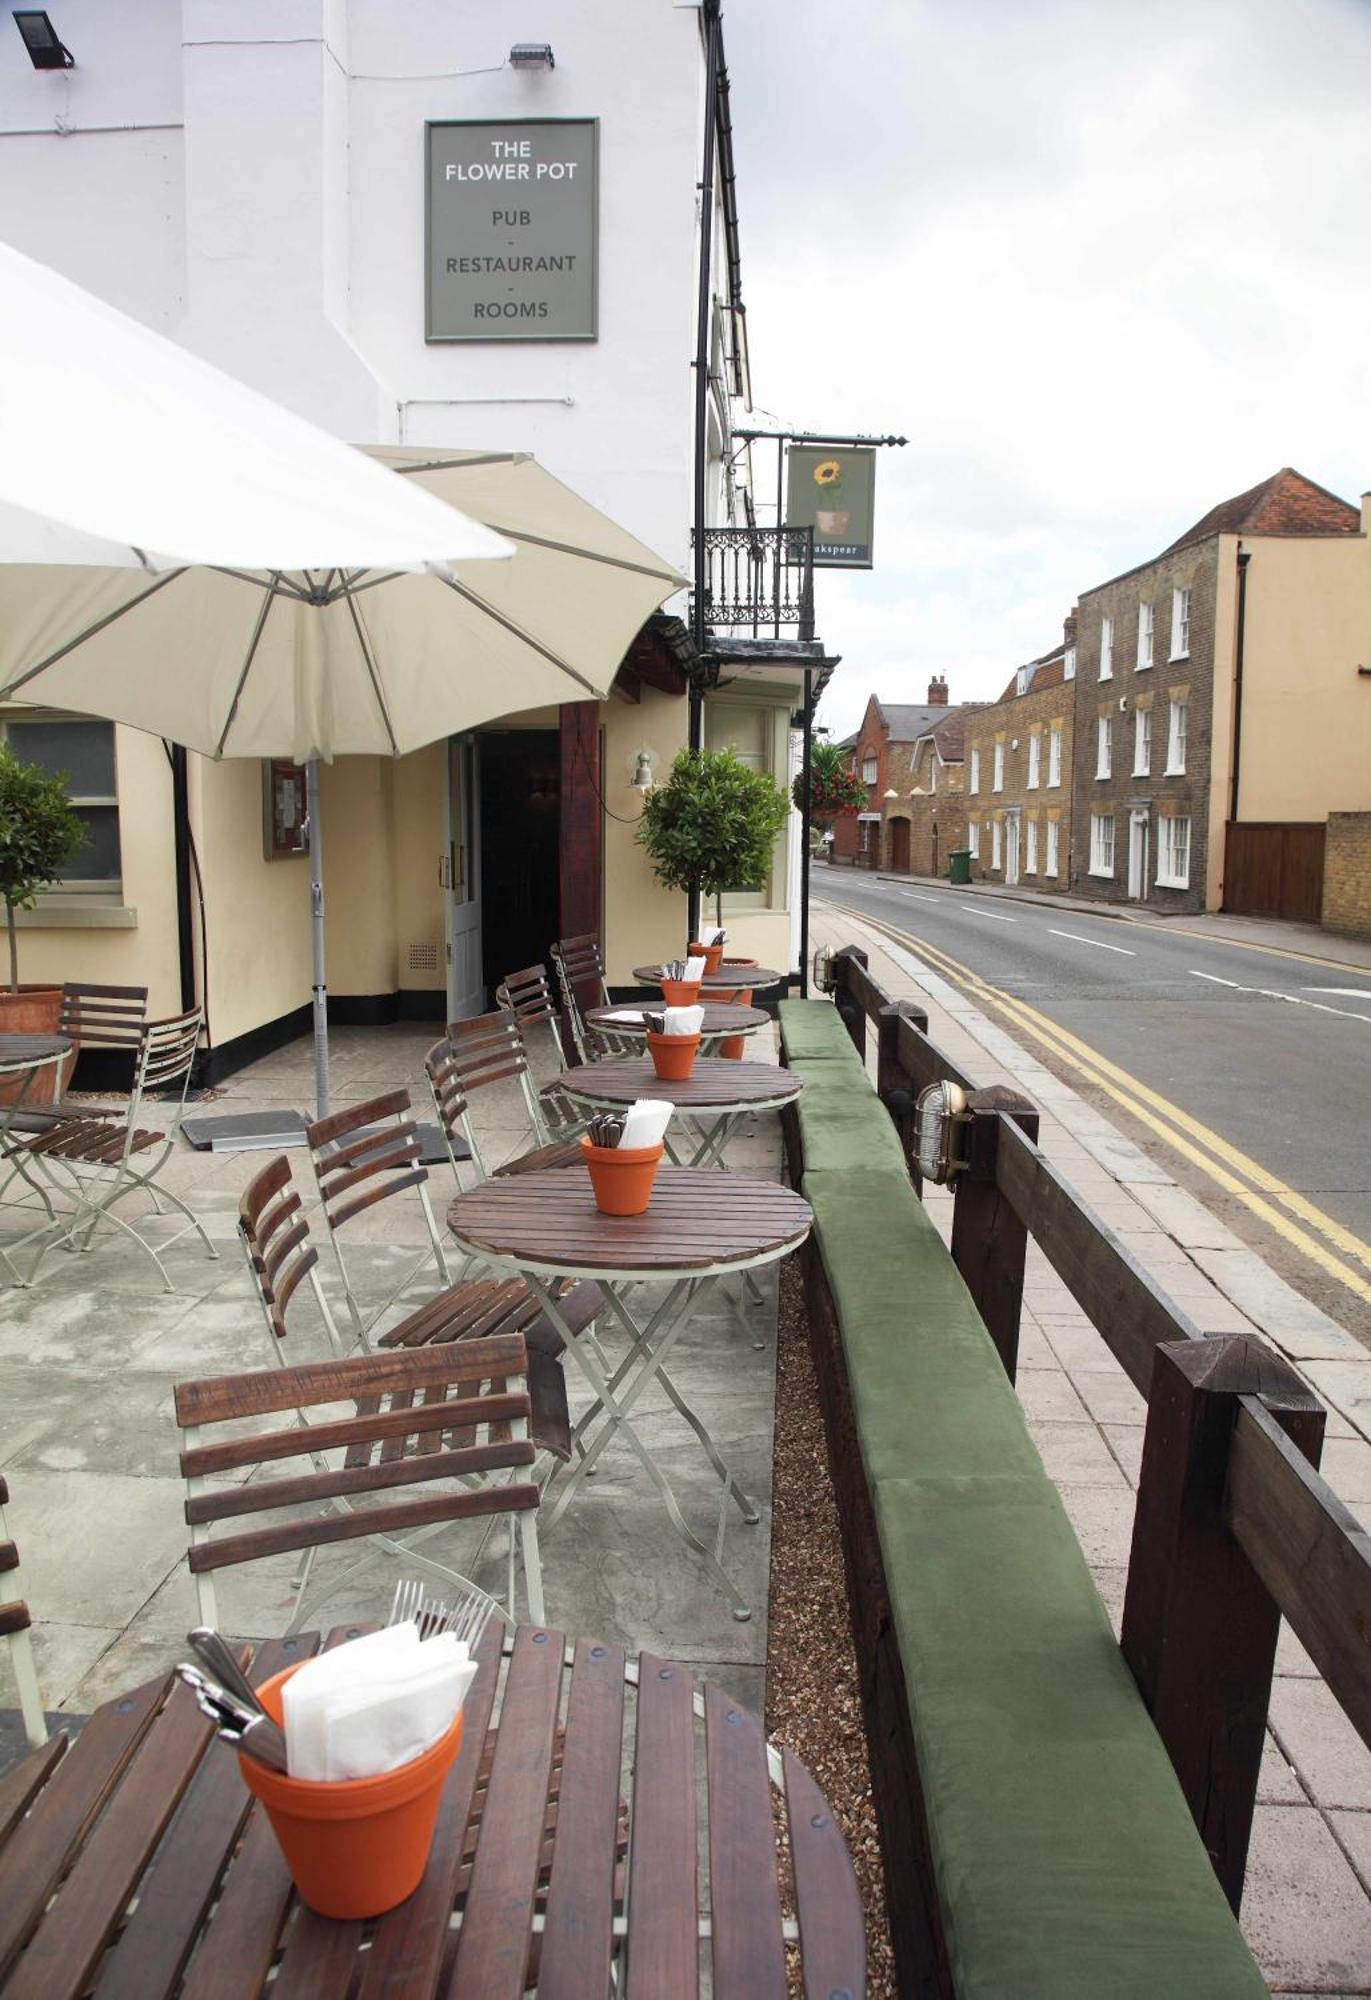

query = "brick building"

[
  {"left": 886, "top": 704, "right": 982, "bottom": 875},
  {"left": 963, "top": 643, "right": 1075, "bottom": 888},
  {"left": 1068, "top": 468, "right": 1363, "bottom": 912},
  {"left": 830, "top": 682, "right": 954, "bottom": 867}
]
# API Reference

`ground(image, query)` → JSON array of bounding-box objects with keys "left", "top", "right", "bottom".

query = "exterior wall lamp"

[
  {"left": 914, "top": 1079, "right": 970, "bottom": 1184},
  {"left": 509, "top": 42, "right": 555, "bottom": 69},
  {"left": 12, "top": 10, "right": 73, "bottom": 66},
  {"left": 631, "top": 749, "right": 655, "bottom": 793}
]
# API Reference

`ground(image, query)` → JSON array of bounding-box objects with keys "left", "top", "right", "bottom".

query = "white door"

[
  {"left": 445, "top": 735, "right": 484, "bottom": 1020},
  {"left": 1128, "top": 810, "right": 1150, "bottom": 901},
  {"left": 1004, "top": 814, "right": 1021, "bottom": 887}
]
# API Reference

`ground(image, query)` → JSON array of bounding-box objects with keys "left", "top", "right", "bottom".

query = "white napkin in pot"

[
  {"left": 661, "top": 1005, "right": 704, "bottom": 1036},
  {"left": 681, "top": 954, "right": 707, "bottom": 984},
  {"left": 618, "top": 1097, "right": 674, "bottom": 1150},
  {"left": 281, "top": 1623, "right": 478, "bottom": 1781}
]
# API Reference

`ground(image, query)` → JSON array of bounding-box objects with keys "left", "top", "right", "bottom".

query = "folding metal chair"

[
  {"left": 175, "top": 1335, "right": 548, "bottom": 1634},
  {"left": 8, "top": 981, "right": 149, "bottom": 1134},
  {"left": 7, "top": 1008, "right": 217, "bottom": 1290},
  {"left": 496, "top": 961, "right": 584, "bottom": 1132},
  {"left": 424, "top": 1011, "right": 585, "bottom": 1190},
  {"left": 550, "top": 934, "right": 634, "bottom": 1063},
  {"left": 1, "top": 1477, "right": 47, "bottom": 1749}
]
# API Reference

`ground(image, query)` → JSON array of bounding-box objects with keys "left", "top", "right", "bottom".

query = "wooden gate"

[
  {"left": 1223, "top": 822, "right": 1325, "bottom": 922},
  {"left": 889, "top": 817, "right": 911, "bottom": 873}
]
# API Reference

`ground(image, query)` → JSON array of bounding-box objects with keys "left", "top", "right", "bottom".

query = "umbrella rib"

[
  {"left": 339, "top": 579, "right": 398, "bottom": 757},
  {"left": 214, "top": 580, "right": 281, "bottom": 758},
  {"left": 391, "top": 453, "right": 525, "bottom": 475},
  {"left": 209, "top": 566, "right": 313, "bottom": 603},
  {"left": 432, "top": 574, "right": 604, "bottom": 698},
  {"left": 473, "top": 524, "right": 684, "bottom": 585},
  {"left": 0, "top": 568, "right": 187, "bottom": 698}
]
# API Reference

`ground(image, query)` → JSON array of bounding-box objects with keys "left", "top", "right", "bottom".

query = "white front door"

[
  {"left": 1004, "top": 813, "right": 1021, "bottom": 887},
  {"left": 445, "top": 736, "right": 483, "bottom": 1020},
  {"left": 1128, "top": 809, "right": 1150, "bottom": 901}
]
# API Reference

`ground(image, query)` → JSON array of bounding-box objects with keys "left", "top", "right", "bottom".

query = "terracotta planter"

[
  {"left": 580, "top": 1134, "right": 664, "bottom": 1215},
  {"left": 659, "top": 978, "right": 703, "bottom": 1007},
  {"left": 240, "top": 1664, "right": 465, "bottom": 1920},
  {"left": 0, "top": 985, "right": 70, "bottom": 1106},
  {"left": 646, "top": 1030, "right": 701, "bottom": 1081},
  {"left": 710, "top": 979, "right": 754, "bottom": 1059},
  {"left": 688, "top": 941, "right": 725, "bottom": 975}
]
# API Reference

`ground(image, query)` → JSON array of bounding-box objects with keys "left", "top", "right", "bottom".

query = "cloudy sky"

[{"left": 721, "top": 0, "right": 1371, "bottom": 738}]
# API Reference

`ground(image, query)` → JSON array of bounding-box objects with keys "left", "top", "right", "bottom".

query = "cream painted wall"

[
  {"left": 318, "top": 758, "right": 398, "bottom": 998},
  {"left": 390, "top": 742, "right": 447, "bottom": 996},
  {"left": 193, "top": 756, "right": 311, "bottom": 1048},
  {"left": 603, "top": 689, "right": 691, "bottom": 984}
]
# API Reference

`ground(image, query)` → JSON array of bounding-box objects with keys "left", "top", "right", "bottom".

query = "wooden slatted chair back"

[
  {"left": 550, "top": 934, "right": 610, "bottom": 1063},
  {"left": 58, "top": 981, "right": 148, "bottom": 1050},
  {"left": 441, "top": 1011, "right": 550, "bottom": 1177},
  {"left": 496, "top": 963, "right": 559, "bottom": 1032},
  {"left": 134, "top": 1009, "right": 203, "bottom": 1105},
  {"left": 238, "top": 1154, "right": 321, "bottom": 1348},
  {"left": 175, "top": 1337, "right": 544, "bottom": 1622}
]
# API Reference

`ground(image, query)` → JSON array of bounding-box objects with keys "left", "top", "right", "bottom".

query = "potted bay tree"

[
  {"left": 637, "top": 744, "right": 790, "bottom": 938},
  {"left": 0, "top": 743, "right": 86, "bottom": 1085}
]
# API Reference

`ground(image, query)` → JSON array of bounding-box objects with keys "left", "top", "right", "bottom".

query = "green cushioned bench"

[{"left": 781, "top": 999, "right": 1267, "bottom": 1999}]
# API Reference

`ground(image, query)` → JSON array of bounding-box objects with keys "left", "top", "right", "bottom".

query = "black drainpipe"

[
  {"left": 1230, "top": 546, "right": 1250, "bottom": 824},
  {"left": 687, "top": 0, "right": 721, "bottom": 946},
  {"left": 170, "top": 745, "right": 197, "bottom": 1012}
]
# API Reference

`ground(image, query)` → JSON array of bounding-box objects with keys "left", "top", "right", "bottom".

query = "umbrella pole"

[{"left": 306, "top": 757, "right": 330, "bottom": 1123}]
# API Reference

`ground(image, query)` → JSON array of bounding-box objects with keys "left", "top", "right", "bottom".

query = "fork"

[
  {"left": 417, "top": 1586, "right": 497, "bottom": 1651},
  {"left": 386, "top": 1577, "right": 425, "bottom": 1629}
]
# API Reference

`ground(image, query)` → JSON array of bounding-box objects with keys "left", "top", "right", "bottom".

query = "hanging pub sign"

[
  {"left": 785, "top": 445, "right": 877, "bottom": 569},
  {"left": 426, "top": 119, "right": 598, "bottom": 342}
]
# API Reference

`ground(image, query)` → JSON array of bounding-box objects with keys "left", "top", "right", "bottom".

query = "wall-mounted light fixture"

[
  {"left": 914, "top": 1079, "right": 970, "bottom": 1185},
  {"left": 12, "top": 10, "right": 73, "bottom": 67},
  {"left": 631, "top": 749, "right": 655, "bottom": 793},
  {"left": 509, "top": 42, "right": 555, "bottom": 69}
]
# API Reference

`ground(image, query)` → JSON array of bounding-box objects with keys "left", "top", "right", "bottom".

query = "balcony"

[{"left": 691, "top": 523, "right": 815, "bottom": 641}]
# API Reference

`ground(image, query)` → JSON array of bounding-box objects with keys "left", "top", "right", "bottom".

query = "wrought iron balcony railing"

[{"left": 691, "top": 525, "right": 815, "bottom": 642}]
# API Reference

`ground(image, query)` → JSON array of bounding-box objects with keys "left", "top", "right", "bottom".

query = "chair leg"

[
  {"left": 194, "top": 1568, "right": 219, "bottom": 1632},
  {"left": 520, "top": 1511, "right": 545, "bottom": 1626},
  {"left": 8, "top": 1629, "right": 48, "bottom": 1749}
]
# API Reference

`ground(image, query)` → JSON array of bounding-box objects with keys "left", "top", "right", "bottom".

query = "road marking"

[
  {"left": 1305, "top": 987, "right": 1371, "bottom": 997},
  {"left": 959, "top": 905, "right": 1015, "bottom": 921},
  {"left": 1190, "top": 969, "right": 1371, "bottom": 1023},
  {"left": 1049, "top": 929, "right": 1136, "bottom": 955},
  {"left": 1127, "top": 920, "right": 1369, "bottom": 977},
  {"left": 1190, "top": 971, "right": 1242, "bottom": 987},
  {"left": 825, "top": 898, "right": 1371, "bottom": 1305},
  {"left": 901, "top": 892, "right": 943, "bottom": 903}
]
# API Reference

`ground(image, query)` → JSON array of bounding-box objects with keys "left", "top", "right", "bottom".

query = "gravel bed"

[{"left": 766, "top": 1255, "right": 896, "bottom": 1995}]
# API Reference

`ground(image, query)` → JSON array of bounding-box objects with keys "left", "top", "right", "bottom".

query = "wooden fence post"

[
  {"left": 948, "top": 1086, "right": 1039, "bottom": 1381},
  {"left": 830, "top": 946, "right": 868, "bottom": 1060},
  {"left": 877, "top": 1001, "right": 929, "bottom": 1191},
  {"left": 1120, "top": 1333, "right": 1326, "bottom": 1912}
]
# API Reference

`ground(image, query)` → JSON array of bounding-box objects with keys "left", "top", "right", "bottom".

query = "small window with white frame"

[
  {"left": 1063, "top": 645, "right": 1077, "bottom": 681},
  {"left": 1045, "top": 816, "right": 1060, "bottom": 876},
  {"left": 1016, "top": 664, "right": 1033, "bottom": 696},
  {"left": 968, "top": 746, "right": 980, "bottom": 794},
  {"left": 1136, "top": 600, "right": 1154, "bottom": 670},
  {"left": 992, "top": 741, "right": 1005, "bottom": 792},
  {"left": 1133, "top": 705, "right": 1152, "bottom": 777},
  {"left": 1157, "top": 813, "right": 1191, "bottom": 888},
  {"left": 1099, "top": 615, "right": 1113, "bottom": 680},
  {"left": 1047, "top": 723, "right": 1062, "bottom": 787},
  {"left": 861, "top": 751, "right": 877, "bottom": 784},
  {"left": 1089, "top": 811, "right": 1115, "bottom": 877},
  {"left": 0, "top": 711, "right": 121, "bottom": 895},
  {"left": 1170, "top": 586, "right": 1192, "bottom": 661},
  {"left": 968, "top": 818, "right": 980, "bottom": 858},
  {"left": 1025, "top": 815, "right": 1039, "bottom": 874},
  {"left": 1026, "top": 730, "right": 1040, "bottom": 790},
  {"left": 991, "top": 817, "right": 1002, "bottom": 869},
  {"left": 929, "top": 757, "right": 937, "bottom": 793},
  {"left": 1096, "top": 714, "right": 1112, "bottom": 779},
  {"left": 1166, "top": 696, "right": 1188, "bottom": 774}
]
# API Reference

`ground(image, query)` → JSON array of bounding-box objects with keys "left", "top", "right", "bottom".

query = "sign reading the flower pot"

[
  {"left": 426, "top": 119, "right": 598, "bottom": 342},
  {"left": 785, "top": 446, "right": 877, "bottom": 568}
]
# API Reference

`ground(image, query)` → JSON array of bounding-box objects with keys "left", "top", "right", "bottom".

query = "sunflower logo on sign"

[{"left": 812, "top": 458, "right": 851, "bottom": 538}]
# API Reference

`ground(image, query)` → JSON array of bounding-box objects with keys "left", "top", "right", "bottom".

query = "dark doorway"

[
  {"left": 889, "top": 817, "right": 910, "bottom": 872},
  {"left": 478, "top": 731, "right": 561, "bottom": 1004}
]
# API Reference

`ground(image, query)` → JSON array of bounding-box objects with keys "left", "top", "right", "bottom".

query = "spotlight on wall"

[
  {"left": 509, "top": 42, "right": 555, "bottom": 69},
  {"left": 631, "top": 749, "right": 655, "bottom": 794},
  {"left": 12, "top": 10, "right": 73, "bottom": 67}
]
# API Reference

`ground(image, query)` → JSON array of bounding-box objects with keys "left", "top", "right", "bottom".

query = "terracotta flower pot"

[
  {"left": 580, "top": 1134, "right": 664, "bottom": 1215},
  {"left": 239, "top": 1664, "right": 465, "bottom": 1920},
  {"left": 710, "top": 978, "right": 754, "bottom": 1059},
  {"left": 659, "top": 978, "right": 702, "bottom": 1007},
  {"left": 646, "top": 1030, "right": 701, "bottom": 1081},
  {"left": 0, "top": 985, "right": 70, "bottom": 1107},
  {"left": 688, "top": 941, "right": 725, "bottom": 975}
]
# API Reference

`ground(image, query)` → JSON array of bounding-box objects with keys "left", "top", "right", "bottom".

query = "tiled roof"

[
  {"left": 876, "top": 701, "right": 946, "bottom": 741},
  {"left": 993, "top": 652, "right": 1065, "bottom": 705},
  {"left": 923, "top": 704, "right": 985, "bottom": 762},
  {"left": 1163, "top": 468, "right": 1359, "bottom": 554}
]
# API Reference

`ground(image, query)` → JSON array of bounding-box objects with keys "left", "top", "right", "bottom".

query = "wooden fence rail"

[{"left": 825, "top": 943, "right": 1371, "bottom": 1911}]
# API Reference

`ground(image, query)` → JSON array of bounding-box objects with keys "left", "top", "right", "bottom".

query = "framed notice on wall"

[
  {"left": 785, "top": 445, "right": 877, "bottom": 569},
  {"left": 426, "top": 119, "right": 598, "bottom": 342}
]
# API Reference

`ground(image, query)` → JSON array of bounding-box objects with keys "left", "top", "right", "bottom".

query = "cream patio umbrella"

[{"left": 0, "top": 242, "right": 685, "bottom": 1122}]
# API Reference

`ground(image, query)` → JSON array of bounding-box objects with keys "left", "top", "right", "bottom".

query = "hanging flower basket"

[{"left": 792, "top": 762, "right": 866, "bottom": 821}]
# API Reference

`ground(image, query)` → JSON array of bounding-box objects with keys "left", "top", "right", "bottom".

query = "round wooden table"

[
  {"left": 554, "top": 1057, "right": 802, "bottom": 1170},
  {"left": 0, "top": 1034, "right": 72, "bottom": 1284},
  {"left": 0, "top": 1618, "right": 866, "bottom": 1998},
  {"left": 449, "top": 1167, "right": 812, "bottom": 1619},
  {"left": 632, "top": 961, "right": 784, "bottom": 991},
  {"left": 585, "top": 1001, "right": 769, "bottom": 1058}
]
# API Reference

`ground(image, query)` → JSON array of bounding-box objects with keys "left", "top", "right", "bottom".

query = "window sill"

[
  {"left": 1098, "top": 672, "right": 1113, "bottom": 683},
  {"left": 14, "top": 901, "right": 137, "bottom": 930},
  {"left": 1163, "top": 763, "right": 1186, "bottom": 777},
  {"left": 1088, "top": 865, "right": 1115, "bottom": 879},
  {"left": 1134, "top": 661, "right": 1152, "bottom": 672},
  {"left": 1095, "top": 772, "right": 1111, "bottom": 782},
  {"left": 1132, "top": 767, "right": 1150, "bottom": 780},
  {"left": 1169, "top": 651, "right": 1190, "bottom": 664},
  {"left": 1155, "top": 874, "right": 1190, "bottom": 890}
]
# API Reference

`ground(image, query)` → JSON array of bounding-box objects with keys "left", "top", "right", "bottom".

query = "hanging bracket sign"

[
  {"left": 426, "top": 119, "right": 598, "bottom": 342},
  {"left": 785, "top": 445, "right": 877, "bottom": 568}
]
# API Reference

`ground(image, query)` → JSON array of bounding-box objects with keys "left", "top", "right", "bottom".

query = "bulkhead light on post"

[
  {"left": 12, "top": 10, "right": 72, "bottom": 66},
  {"left": 914, "top": 1079, "right": 970, "bottom": 1185}
]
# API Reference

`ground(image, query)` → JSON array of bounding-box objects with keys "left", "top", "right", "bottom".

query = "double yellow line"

[{"left": 829, "top": 900, "right": 1371, "bottom": 1310}]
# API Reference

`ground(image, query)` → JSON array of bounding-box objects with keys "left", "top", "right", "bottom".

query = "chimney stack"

[{"left": 928, "top": 674, "right": 949, "bottom": 705}]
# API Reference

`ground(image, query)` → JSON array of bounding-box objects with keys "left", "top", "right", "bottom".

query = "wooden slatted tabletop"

[
  {"left": 556, "top": 1057, "right": 802, "bottom": 1112},
  {"left": 448, "top": 1166, "right": 812, "bottom": 1274},
  {"left": 631, "top": 963, "right": 784, "bottom": 990},
  {"left": 585, "top": 1002, "right": 768, "bottom": 1037},
  {"left": 0, "top": 1624, "right": 866, "bottom": 1998}
]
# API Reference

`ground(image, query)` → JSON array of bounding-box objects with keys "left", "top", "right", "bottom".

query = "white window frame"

[
  {"left": 1099, "top": 615, "right": 1113, "bottom": 681},
  {"left": 1170, "top": 586, "right": 1192, "bottom": 661},
  {"left": 1025, "top": 816, "right": 1039, "bottom": 874},
  {"left": 1045, "top": 817, "right": 1060, "bottom": 877},
  {"left": 1136, "top": 601, "right": 1154, "bottom": 671},
  {"left": 929, "top": 757, "right": 937, "bottom": 794},
  {"left": 1166, "top": 697, "right": 1188, "bottom": 774},
  {"left": 1133, "top": 705, "right": 1152, "bottom": 777},
  {"left": 968, "top": 819, "right": 980, "bottom": 859},
  {"left": 861, "top": 752, "right": 877, "bottom": 784},
  {"left": 1047, "top": 724, "right": 1062, "bottom": 788},
  {"left": 705, "top": 696, "right": 790, "bottom": 909},
  {"left": 1096, "top": 714, "right": 1112, "bottom": 779},
  {"left": 1063, "top": 646, "right": 1077, "bottom": 681},
  {"left": 1089, "top": 811, "right": 1116, "bottom": 878},
  {"left": 1016, "top": 665, "right": 1034, "bottom": 696},
  {"left": 0, "top": 710, "right": 123, "bottom": 898},
  {"left": 991, "top": 817, "right": 1002, "bottom": 869},
  {"left": 1026, "top": 731, "right": 1040, "bottom": 790},
  {"left": 1156, "top": 814, "right": 1191, "bottom": 889},
  {"left": 968, "top": 746, "right": 980, "bottom": 795},
  {"left": 992, "top": 741, "right": 1005, "bottom": 793}
]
